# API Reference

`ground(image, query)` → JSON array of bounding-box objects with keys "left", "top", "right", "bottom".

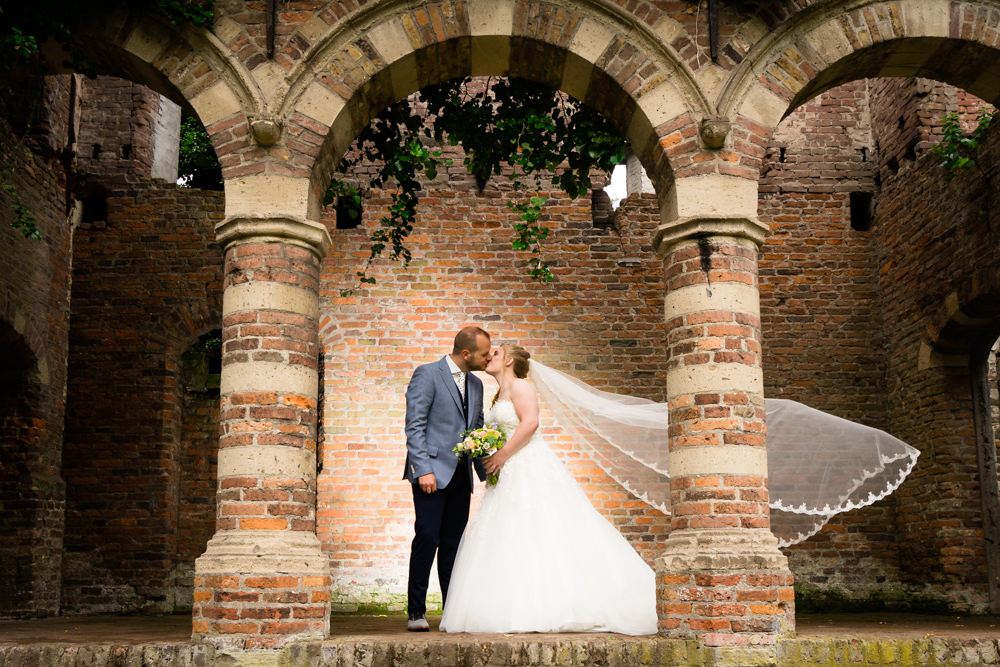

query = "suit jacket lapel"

[{"left": 438, "top": 357, "right": 465, "bottom": 415}]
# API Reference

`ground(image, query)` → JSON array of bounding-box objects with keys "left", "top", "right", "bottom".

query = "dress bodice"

[
  {"left": 484, "top": 399, "right": 544, "bottom": 475},
  {"left": 485, "top": 399, "right": 521, "bottom": 434}
]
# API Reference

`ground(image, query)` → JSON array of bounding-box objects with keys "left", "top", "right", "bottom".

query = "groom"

[{"left": 403, "top": 326, "right": 491, "bottom": 631}]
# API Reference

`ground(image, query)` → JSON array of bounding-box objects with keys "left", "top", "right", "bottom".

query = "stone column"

[
  {"left": 193, "top": 215, "right": 332, "bottom": 651},
  {"left": 653, "top": 175, "right": 795, "bottom": 648}
]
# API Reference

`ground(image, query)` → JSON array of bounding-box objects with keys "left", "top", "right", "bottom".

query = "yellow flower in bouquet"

[{"left": 454, "top": 422, "right": 508, "bottom": 485}]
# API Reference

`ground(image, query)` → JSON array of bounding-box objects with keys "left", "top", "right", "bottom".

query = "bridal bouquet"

[{"left": 454, "top": 423, "right": 507, "bottom": 486}]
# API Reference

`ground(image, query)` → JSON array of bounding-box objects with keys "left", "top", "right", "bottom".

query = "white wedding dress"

[{"left": 439, "top": 399, "right": 658, "bottom": 635}]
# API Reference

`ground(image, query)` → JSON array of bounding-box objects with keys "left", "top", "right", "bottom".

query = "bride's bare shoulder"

[{"left": 509, "top": 378, "right": 536, "bottom": 399}]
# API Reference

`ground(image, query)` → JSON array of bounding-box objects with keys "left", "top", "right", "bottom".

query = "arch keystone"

[
  {"left": 903, "top": 0, "right": 952, "bottom": 37},
  {"left": 190, "top": 80, "right": 243, "bottom": 127},
  {"left": 467, "top": 0, "right": 515, "bottom": 36}
]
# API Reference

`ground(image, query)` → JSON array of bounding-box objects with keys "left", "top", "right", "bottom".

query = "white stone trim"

[
  {"left": 190, "top": 81, "right": 243, "bottom": 128},
  {"left": 221, "top": 361, "right": 319, "bottom": 398},
  {"left": 667, "top": 363, "right": 763, "bottom": 400},
  {"left": 195, "top": 530, "right": 329, "bottom": 575},
  {"left": 367, "top": 18, "right": 413, "bottom": 65},
  {"left": 467, "top": 0, "right": 515, "bottom": 36},
  {"left": 218, "top": 444, "right": 317, "bottom": 478},
  {"left": 568, "top": 18, "right": 616, "bottom": 64},
  {"left": 664, "top": 174, "right": 760, "bottom": 221},
  {"left": 670, "top": 444, "right": 768, "bottom": 477},
  {"left": 224, "top": 175, "right": 314, "bottom": 221},
  {"left": 635, "top": 80, "right": 688, "bottom": 128},
  {"left": 902, "top": 0, "right": 951, "bottom": 38},
  {"left": 223, "top": 283, "right": 319, "bottom": 319},
  {"left": 665, "top": 283, "right": 761, "bottom": 319},
  {"left": 292, "top": 83, "right": 348, "bottom": 128},
  {"left": 736, "top": 82, "right": 790, "bottom": 129},
  {"left": 803, "top": 20, "right": 854, "bottom": 67}
]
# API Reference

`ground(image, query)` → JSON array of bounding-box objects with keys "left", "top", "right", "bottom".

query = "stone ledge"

[{"left": 4, "top": 635, "right": 1000, "bottom": 667}]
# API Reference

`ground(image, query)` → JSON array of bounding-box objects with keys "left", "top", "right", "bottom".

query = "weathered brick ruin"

[{"left": 2, "top": 0, "right": 1000, "bottom": 658}]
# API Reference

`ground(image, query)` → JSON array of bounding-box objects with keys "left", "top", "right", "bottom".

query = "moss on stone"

[{"left": 794, "top": 584, "right": 953, "bottom": 615}]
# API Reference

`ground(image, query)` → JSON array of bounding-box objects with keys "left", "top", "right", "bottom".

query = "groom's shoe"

[{"left": 407, "top": 614, "right": 430, "bottom": 632}]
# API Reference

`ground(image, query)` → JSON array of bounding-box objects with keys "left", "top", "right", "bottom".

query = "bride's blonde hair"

[{"left": 490, "top": 344, "right": 531, "bottom": 407}]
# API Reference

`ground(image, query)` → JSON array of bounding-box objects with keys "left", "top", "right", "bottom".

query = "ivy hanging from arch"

[{"left": 326, "top": 77, "right": 628, "bottom": 293}]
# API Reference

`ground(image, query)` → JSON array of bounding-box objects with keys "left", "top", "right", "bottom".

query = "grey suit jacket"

[{"left": 403, "top": 356, "right": 487, "bottom": 488}]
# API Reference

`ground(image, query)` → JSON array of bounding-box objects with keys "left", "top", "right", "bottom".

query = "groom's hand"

[{"left": 418, "top": 473, "right": 437, "bottom": 494}]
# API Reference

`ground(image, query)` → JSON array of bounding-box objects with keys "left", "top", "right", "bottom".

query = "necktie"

[{"left": 454, "top": 371, "right": 466, "bottom": 400}]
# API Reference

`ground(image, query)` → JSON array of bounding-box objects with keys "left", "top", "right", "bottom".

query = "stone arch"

[
  {"left": 74, "top": 11, "right": 261, "bottom": 120},
  {"left": 0, "top": 315, "right": 54, "bottom": 618},
  {"left": 924, "top": 269, "right": 1000, "bottom": 357},
  {"left": 62, "top": 9, "right": 267, "bottom": 197},
  {"left": 278, "top": 0, "right": 713, "bottom": 218},
  {"left": 720, "top": 0, "right": 1000, "bottom": 134}
]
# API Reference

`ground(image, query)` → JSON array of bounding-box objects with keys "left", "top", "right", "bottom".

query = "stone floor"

[{"left": 1, "top": 612, "right": 999, "bottom": 645}]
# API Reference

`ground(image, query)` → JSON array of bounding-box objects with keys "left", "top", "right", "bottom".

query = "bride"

[
  {"left": 438, "top": 342, "right": 920, "bottom": 635},
  {"left": 438, "top": 343, "right": 659, "bottom": 635}
]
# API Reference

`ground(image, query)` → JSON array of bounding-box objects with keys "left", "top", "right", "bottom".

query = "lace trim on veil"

[{"left": 527, "top": 362, "right": 920, "bottom": 547}]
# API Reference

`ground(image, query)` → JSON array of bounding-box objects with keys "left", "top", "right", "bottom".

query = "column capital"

[
  {"left": 215, "top": 215, "right": 332, "bottom": 258},
  {"left": 654, "top": 216, "right": 769, "bottom": 255}
]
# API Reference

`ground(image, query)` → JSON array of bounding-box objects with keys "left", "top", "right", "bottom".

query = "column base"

[
  {"left": 193, "top": 531, "right": 331, "bottom": 650},
  {"left": 657, "top": 529, "right": 795, "bottom": 645}
]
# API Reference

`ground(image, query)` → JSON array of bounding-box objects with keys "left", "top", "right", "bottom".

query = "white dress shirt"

[{"left": 445, "top": 355, "right": 466, "bottom": 400}]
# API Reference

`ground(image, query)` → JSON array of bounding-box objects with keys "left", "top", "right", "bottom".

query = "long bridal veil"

[{"left": 528, "top": 362, "right": 920, "bottom": 546}]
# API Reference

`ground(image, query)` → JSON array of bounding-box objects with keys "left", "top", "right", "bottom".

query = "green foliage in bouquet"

[{"left": 454, "top": 423, "right": 508, "bottom": 486}]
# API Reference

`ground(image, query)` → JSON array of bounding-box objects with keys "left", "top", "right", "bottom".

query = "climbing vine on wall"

[
  {"left": 931, "top": 108, "right": 996, "bottom": 180},
  {"left": 327, "top": 77, "right": 627, "bottom": 293}
]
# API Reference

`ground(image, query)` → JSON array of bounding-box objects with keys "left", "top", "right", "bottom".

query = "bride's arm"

[{"left": 483, "top": 379, "right": 539, "bottom": 475}]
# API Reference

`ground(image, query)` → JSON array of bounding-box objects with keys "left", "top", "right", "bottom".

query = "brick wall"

[
  {"left": 61, "top": 178, "right": 224, "bottom": 614},
  {"left": 5, "top": 70, "right": 1000, "bottom": 617},
  {"left": 756, "top": 81, "right": 902, "bottom": 596},
  {"left": 75, "top": 77, "right": 160, "bottom": 179},
  {"left": 870, "top": 108, "right": 999, "bottom": 612},
  {"left": 0, "top": 76, "right": 74, "bottom": 619},
  {"left": 174, "top": 337, "right": 222, "bottom": 610},
  {"left": 757, "top": 77, "right": 998, "bottom": 611},
  {"left": 317, "top": 152, "right": 672, "bottom": 607}
]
